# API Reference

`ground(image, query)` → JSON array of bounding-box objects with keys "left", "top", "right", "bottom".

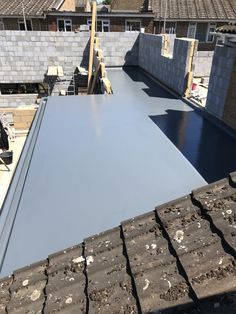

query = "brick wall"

[
  {"left": 176, "top": 22, "right": 189, "bottom": 37},
  {"left": 2, "top": 18, "right": 46, "bottom": 31},
  {"left": 46, "top": 16, "right": 87, "bottom": 31},
  {"left": 138, "top": 33, "right": 197, "bottom": 95},
  {"left": 59, "top": 0, "right": 75, "bottom": 11},
  {"left": 206, "top": 45, "right": 236, "bottom": 121},
  {"left": 46, "top": 16, "right": 153, "bottom": 33}
]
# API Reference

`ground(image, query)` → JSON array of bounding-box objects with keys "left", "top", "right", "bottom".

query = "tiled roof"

[
  {"left": 216, "top": 23, "right": 236, "bottom": 34},
  {"left": 0, "top": 0, "right": 64, "bottom": 16},
  {"left": 1, "top": 173, "right": 236, "bottom": 313},
  {"left": 111, "top": 0, "right": 150, "bottom": 12},
  {"left": 151, "top": 0, "right": 236, "bottom": 20}
]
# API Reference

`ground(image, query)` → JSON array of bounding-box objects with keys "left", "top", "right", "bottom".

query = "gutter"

[
  {"left": 0, "top": 15, "right": 45, "bottom": 19},
  {"left": 46, "top": 12, "right": 155, "bottom": 18},
  {"left": 153, "top": 18, "right": 236, "bottom": 23}
]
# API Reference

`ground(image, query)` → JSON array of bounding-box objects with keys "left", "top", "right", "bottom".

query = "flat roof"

[{"left": 0, "top": 69, "right": 206, "bottom": 277}]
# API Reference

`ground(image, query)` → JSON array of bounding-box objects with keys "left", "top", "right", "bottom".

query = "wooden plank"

[
  {"left": 184, "top": 40, "right": 197, "bottom": 98},
  {"left": 87, "top": 1, "right": 97, "bottom": 91}
]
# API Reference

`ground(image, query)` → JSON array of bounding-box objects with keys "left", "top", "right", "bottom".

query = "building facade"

[{"left": 0, "top": 0, "right": 236, "bottom": 50}]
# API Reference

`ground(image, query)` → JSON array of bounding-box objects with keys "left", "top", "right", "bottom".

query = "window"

[
  {"left": 87, "top": 20, "right": 110, "bottom": 32},
  {"left": 57, "top": 19, "right": 72, "bottom": 32},
  {"left": 195, "top": 23, "right": 209, "bottom": 42},
  {"left": 125, "top": 20, "right": 141, "bottom": 32},
  {"left": 206, "top": 23, "right": 216, "bottom": 42},
  {"left": 161, "top": 22, "right": 176, "bottom": 34},
  {"left": 0, "top": 19, "right": 4, "bottom": 30},
  {"left": 187, "top": 22, "right": 197, "bottom": 39},
  {"left": 18, "top": 19, "right": 33, "bottom": 31}
]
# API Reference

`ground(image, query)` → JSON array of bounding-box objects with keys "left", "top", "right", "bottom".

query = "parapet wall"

[
  {"left": 0, "top": 31, "right": 139, "bottom": 84},
  {"left": 206, "top": 45, "right": 234, "bottom": 119},
  {"left": 0, "top": 31, "right": 90, "bottom": 83},
  {"left": 138, "top": 33, "right": 197, "bottom": 95},
  {"left": 206, "top": 44, "right": 236, "bottom": 130},
  {"left": 97, "top": 32, "right": 139, "bottom": 67},
  {"left": 0, "top": 31, "right": 205, "bottom": 99}
]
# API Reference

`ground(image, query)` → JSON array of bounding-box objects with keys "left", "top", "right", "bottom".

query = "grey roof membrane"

[{"left": 0, "top": 69, "right": 206, "bottom": 277}]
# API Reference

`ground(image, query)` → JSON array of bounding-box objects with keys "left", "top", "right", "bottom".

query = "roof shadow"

[
  {"left": 150, "top": 109, "right": 236, "bottom": 183},
  {"left": 123, "top": 67, "right": 178, "bottom": 100}
]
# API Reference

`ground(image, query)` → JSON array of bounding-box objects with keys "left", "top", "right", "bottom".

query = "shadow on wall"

[
  {"left": 150, "top": 109, "right": 236, "bottom": 183},
  {"left": 80, "top": 39, "right": 90, "bottom": 68},
  {"left": 123, "top": 67, "right": 178, "bottom": 100},
  {"left": 124, "top": 35, "right": 140, "bottom": 67}
]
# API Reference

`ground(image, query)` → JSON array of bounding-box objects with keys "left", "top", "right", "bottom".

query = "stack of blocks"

[{"left": 13, "top": 106, "right": 37, "bottom": 130}]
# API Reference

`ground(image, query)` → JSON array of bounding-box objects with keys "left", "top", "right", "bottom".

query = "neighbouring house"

[
  {"left": 0, "top": 0, "right": 77, "bottom": 31},
  {"left": 0, "top": 0, "right": 236, "bottom": 51},
  {"left": 46, "top": 0, "right": 154, "bottom": 33},
  {"left": 150, "top": 0, "right": 236, "bottom": 50},
  {"left": 75, "top": 0, "right": 91, "bottom": 13},
  {"left": 0, "top": 0, "right": 154, "bottom": 33}
]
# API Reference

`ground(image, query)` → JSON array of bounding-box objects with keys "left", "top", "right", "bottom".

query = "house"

[
  {"left": 46, "top": 0, "right": 154, "bottom": 33},
  {"left": 0, "top": 0, "right": 76, "bottom": 31},
  {"left": 0, "top": 0, "right": 236, "bottom": 50},
  {"left": 151, "top": 0, "right": 236, "bottom": 50},
  {"left": 75, "top": 0, "right": 91, "bottom": 13}
]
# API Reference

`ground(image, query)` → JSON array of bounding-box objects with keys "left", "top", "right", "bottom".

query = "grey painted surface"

[
  {"left": 206, "top": 45, "right": 236, "bottom": 119},
  {"left": 193, "top": 51, "right": 214, "bottom": 77},
  {"left": 0, "top": 69, "right": 206, "bottom": 277},
  {"left": 0, "top": 31, "right": 139, "bottom": 83},
  {"left": 0, "top": 94, "right": 38, "bottom": 108}
]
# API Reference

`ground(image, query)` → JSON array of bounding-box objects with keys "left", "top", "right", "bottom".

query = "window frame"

[
  {"left": 18, "top": 18, "right": 33, "bottom": 31},
  {"left": 57, "top": 19, "right": 72, "bottom": 32},
  {"left": 125, "top": 19, "right": 142, "bottom": 32},
  {"left": 187, "top": 22, "right": 197, "bottom": 39},
  {"left": 87, "top": 19, "right": 110, "bottom": 32},
  {"left": 206, "top": 22, "right": 216, "bottom": 43},
  {"left": 0, "top": 18, "right": 4, "bottom": 30},
  {"left": 165, "top": 22, "right": 176, "bottom": 34}
]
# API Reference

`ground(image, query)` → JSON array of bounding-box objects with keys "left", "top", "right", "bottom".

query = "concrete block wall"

[
  {"left": 0, "top": 31, "right": 139, "bottom": 84},
  {"left": 223, "top": 55, "right": 236, "bottom": 130},
  {"left": 97, "top": 32, "right": 139, "bottom": 66},
  {"left": 206, "top": 45, "right": 236, "bottom": 120},
  {"left": 0, "top": 31, "right": 90, "bottom": 83},
  {"left": 193, "top": 51, "right": 214, "bottom": 78},
  {"left": 139, "top": 33, "right": 196, "bottom": 95},
  {"left": 0, "top": 94, "right": 38, "bottom": 108}
]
